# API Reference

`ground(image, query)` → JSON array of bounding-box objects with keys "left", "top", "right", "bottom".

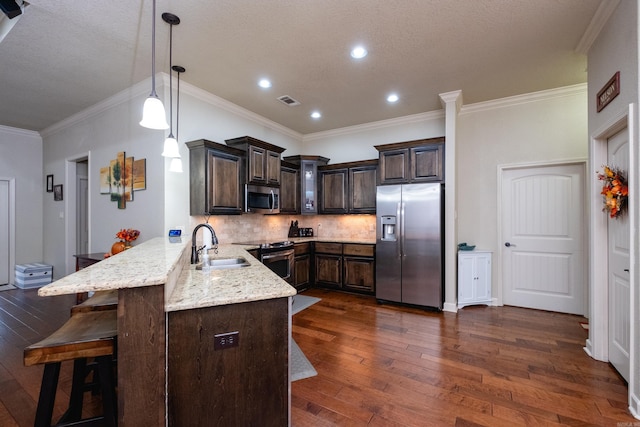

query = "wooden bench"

[{"left": 24, "top": 310, "right": 118, "bottom": 427}]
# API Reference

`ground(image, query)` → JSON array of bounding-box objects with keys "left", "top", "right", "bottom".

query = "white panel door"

[
  {"left": 607, "top": 128, "right": 630, "bottom": 382},
  {"left": 0, "top": 180, "right": 8, "bottom": 285},
  {"left": 502, "top": 164, "right": 585, "bottom": 314}
]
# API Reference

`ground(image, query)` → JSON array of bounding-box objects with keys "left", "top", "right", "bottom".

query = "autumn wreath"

[{"left": 597, "top": 165, "right": 628, "bottom": 219}]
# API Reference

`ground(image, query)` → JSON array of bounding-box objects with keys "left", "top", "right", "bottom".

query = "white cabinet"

[{"left": 458, "top": 251, "right": 492, "bottom": 308}]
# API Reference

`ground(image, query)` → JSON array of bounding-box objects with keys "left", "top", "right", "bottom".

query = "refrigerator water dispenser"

[{"left": 380, "top": 216, "right": 397, "bottom": 241}]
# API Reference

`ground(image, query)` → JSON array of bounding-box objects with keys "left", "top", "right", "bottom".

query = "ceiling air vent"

[{"left": 277, "top": 95, "right": 300, "bottom": 107}]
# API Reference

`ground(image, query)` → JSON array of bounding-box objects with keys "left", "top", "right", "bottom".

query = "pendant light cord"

[
  {"left": 168, "top": 22, "right": 174, "bottom": 136},
  {"left": 176, "top": 70, "right": 180, "bottom": 140},
  {"left": 150, "top": 0, "right": 157, "bottom": 97}
]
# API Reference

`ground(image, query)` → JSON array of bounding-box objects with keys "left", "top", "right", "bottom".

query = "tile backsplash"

[{"left": 189, "top": 214, "right": 376, "bottom": 244}]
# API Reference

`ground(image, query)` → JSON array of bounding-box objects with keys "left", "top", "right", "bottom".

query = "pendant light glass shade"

[
  {"left": 140, "top": 0, "right": 169, "bottom": 130},
  {"left": 169, "top": 158, "right": 183, "bottom": 173},
  {"left": 162, "top": 134, "right": 181, "bottom": 157},
  {"left": 140, "top": 95, "right": 169, "bottom": 129}
]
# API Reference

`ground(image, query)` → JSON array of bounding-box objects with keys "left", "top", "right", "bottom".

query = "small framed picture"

[
  {"left": 46, "top": 174, "right": 53, "bottom": 192},
  {"left": 53, "top": 184, "right": 63, "bottom": 201}
]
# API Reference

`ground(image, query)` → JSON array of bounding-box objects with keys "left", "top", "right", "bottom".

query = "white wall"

[
  {"left": 587, "top": 0, "right": 640, "bottom": 417},
  {"left": 457, "top": 85, "right": 588, "bottom": 281},
  {"left": 0, "top": 126, "right": 43, "bottom": 269}
]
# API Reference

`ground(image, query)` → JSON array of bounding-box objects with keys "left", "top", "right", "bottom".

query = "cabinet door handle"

[{"left": 504, "top": 242, "right": 515, "bottom": 247}]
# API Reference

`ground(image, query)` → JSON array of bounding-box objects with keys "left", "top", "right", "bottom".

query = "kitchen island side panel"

[
  {"left": 167, "top": 297, "right": 290, "bottom": 426},
  {"left": 117, "top": 285, "right": 166, "bottom": 426}
]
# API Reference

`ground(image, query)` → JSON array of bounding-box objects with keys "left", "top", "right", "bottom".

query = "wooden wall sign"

[{"left": 597, "top": 71, "right": 620, "bottom": 112}]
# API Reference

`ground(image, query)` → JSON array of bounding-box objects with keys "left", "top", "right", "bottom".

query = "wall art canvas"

[{"left": 101, "top": 151, "right": 146, "bottom": 209}]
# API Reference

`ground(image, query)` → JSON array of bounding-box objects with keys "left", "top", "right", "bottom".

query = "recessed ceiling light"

[
  {"left": 350, "top": 46, "right": 368, "bottom": 59},
  {"left": 310, "top": 111, "right": 322, "bottom": 119},
  {"left": 258, "top": 78, "right": 272, "bottom": 89},
  {"left": 387, "top": 93, "right": 399, "bottom": 103}
]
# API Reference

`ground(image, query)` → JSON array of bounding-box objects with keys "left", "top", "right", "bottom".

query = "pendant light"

[
  {"left": 169, "top": 65, "right": 186, "bottom": 173},
  {"left": 140, "top": 0, "right": 169, "bottom": 130},
  {"left": 161, "top": 12, "right": 181, "bottom": 157}
]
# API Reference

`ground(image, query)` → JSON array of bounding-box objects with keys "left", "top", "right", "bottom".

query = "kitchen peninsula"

[{"left": 38, "top": 237, "right": 296, "bottom": 426}]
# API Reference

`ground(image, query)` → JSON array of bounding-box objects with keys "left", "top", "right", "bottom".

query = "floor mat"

[
  {"left": 291, "top": 339, "right": 317, "bottom": 381},
  {"left": 292, "top": 295, "right": 321, "bottom": 315}
]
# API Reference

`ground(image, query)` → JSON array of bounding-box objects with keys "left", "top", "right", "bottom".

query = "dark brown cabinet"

[
  {"left": 187, "top": 139, "right": 245, "bottom": 215},
  {"left": 376, "top": 137, "right": 444, "bottom": 185},
  {"left": 293, "top": 242, "right": 311, "bottom": 291},
  {"left": 312, "top": 242, "right": 375, "bottom": 295},
  {"left": 343, "top": 244, "right": 375, "bottom": 293},
  {"left": 225, "top": 136, "right": 286, "bottom": 186},
  {"left": 318, "top": 168, "right": 348, "bottom": 214},
  {"left": 314, "top": 242, "right": 342, "bottom": 289},
  {"left": 168, "top": 298, "right": 289, "bottom": 425},
  {"left": 280, "top": 160, "right": 300, "bottom": 214},
  {"left": 318, "top": 159, "right": 377, "bottom": 214},
  {"left": 282, "top": 155, "right": 330, "bottom": 215}
]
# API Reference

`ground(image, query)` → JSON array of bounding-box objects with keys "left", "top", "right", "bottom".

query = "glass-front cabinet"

[{"left": 283, "top": 155, "right": 329, "bottom": 215}]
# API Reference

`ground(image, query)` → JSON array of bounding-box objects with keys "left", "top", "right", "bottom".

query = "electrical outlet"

[{"left": 214, "top": 331, "right": 239, "bottom": 350}]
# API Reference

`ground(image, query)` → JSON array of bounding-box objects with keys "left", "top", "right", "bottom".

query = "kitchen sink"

[{"left": 196, "top": 257, "right": 250, "bottom": 270}]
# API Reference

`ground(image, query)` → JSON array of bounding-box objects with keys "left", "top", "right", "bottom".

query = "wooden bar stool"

[
  {"left": 24, "top": 310, "right": 118, "bottom": 427},
  {"left": 70, "top": 290, "right": 118, "bottom": 315}
]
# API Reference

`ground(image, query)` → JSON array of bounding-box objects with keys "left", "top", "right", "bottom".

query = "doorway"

[
  {"left": 63, "top": 155, "right": 90, "bottom": 275},
  {"left": 0, "top": 179, "right": 11, "bottom": 285},
  {"left": 500, "top": 162, "right": 586, "bottom": 315}
]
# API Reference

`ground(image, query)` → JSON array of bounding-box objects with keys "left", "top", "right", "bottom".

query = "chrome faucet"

[{"left": 191, "top": 223, "right": 219, "bottom": 264}]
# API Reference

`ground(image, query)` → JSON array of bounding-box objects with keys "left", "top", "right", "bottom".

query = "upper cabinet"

[
  {"left": 282, "top": 155, "right": 329, "bottom": 215},
  {"left": 318, "top": 159, "right": 378, "bottom": 214},
  {"left": 225, "top": 136, "right": 286, "bottom": 186},
  {"left": 279, "top": 160, "right": 300, "bottom": 214},
  {"left": 375, "top": 137, "right": 445, "bottom": 185},
  {"left": 186, "top": 139, "right": 245, "bottom": 215}
]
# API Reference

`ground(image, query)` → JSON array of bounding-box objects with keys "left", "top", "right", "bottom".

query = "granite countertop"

[
  {"left": 38, "top": 237, "right": 188, "bottom": 297},
  {"left": 166, "top": 245, "right": 296, "bottom": 312},
  {"left": 38, "top": 237, "right": 296, "bottom": 312}
]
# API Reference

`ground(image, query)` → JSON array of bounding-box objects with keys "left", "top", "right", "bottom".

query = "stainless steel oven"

[{"left": 258, "top": 241, "right": 294, "bottom": 284}]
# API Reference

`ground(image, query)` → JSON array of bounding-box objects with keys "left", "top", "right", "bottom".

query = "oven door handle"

[{"left": 261, "top": 251, "right": 294, "bottom": 262}]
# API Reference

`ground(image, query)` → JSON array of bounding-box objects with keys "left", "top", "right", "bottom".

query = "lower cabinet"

[
  {"left": 314, "top": 242, "right": 343, "bottom": 289},
  {"left": 313, "top": 242, "right": 375, "bottom": 294},
  {"left": 293, "top": 242, "right": 311, "bottom": 291},
  {"left": 457, "top": 251, "right": 492, "bottom": 308},
  {"left": 343, "top": 244, "right": 375, "bottom": 293}
]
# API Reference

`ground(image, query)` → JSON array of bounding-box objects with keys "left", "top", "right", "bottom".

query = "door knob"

[{"left": 504, "top": 242, "right": 514, "bottom": 247}]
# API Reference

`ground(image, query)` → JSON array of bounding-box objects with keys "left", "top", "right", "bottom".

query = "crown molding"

[
  {"left": 460, "top": 83, "right": 587, "bottom": 115},
  {"left": 0, "top": 124, "right": 41, "bottom": 140},
  {"left": 439, "top": 90, "right": 463, "bottom": 113},
  {"left": 303, "top": 110, "right": 445, "bottom": 142},
  {"left": 575, "top": 0, "right": 620, "bottom": 55},
  {"left": 40, "top": 77, "right": 151, "bottom": 138},
  {"left": 164, "top": 74, "right": 303, "bottom": 141}
]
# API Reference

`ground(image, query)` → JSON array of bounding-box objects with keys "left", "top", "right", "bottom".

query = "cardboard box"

[{"left": 15, "top": 263, "right": 53, "bottom": 289}]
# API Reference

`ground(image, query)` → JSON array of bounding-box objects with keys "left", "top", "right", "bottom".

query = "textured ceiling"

[{"left": 0, "top": 0, "right": 601, "bottom": 134}]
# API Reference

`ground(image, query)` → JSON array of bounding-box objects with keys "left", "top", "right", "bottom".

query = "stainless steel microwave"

[{"left": 245, "top": 184, "right": 280, "bottom": 214}]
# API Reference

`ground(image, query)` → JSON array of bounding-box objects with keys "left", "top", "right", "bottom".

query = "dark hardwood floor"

[
  {"left": 0, "top": 287, "right": 635, "bottom": 426},
  {"left": 292, "top": 289, "right": 636, "bottom": 426}
]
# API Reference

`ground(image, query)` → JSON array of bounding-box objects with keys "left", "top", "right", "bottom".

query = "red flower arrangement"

[
  {"left": 597, "top": 165, "right": 628, "bottom": 219},
  {"left": 116, "top": 228, "right": 140, "bottom": 243}
]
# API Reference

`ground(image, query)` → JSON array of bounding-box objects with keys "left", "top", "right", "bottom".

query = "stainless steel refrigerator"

[{"left": 376, "top": 183, "right": 443, "bottom": 309}]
